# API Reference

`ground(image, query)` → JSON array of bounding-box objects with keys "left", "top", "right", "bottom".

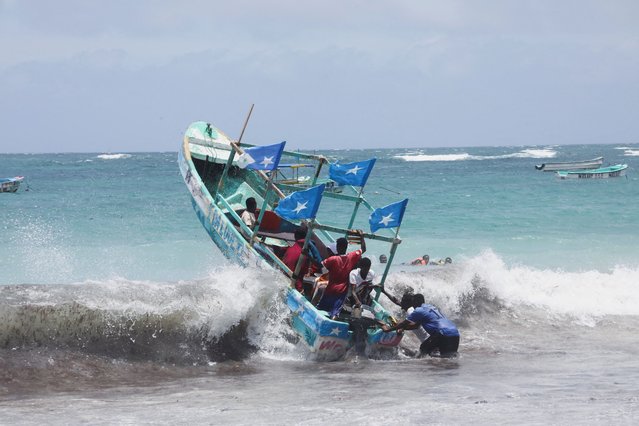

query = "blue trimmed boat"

[
  {"left": 179, "top": 118, "right": 404, "bottom": 361},
  {"left": 556, "top": 164, "right": 628, "bottom": 179},
  {"left": 0, "top": 176, "right": 24, "bottom": 193}
]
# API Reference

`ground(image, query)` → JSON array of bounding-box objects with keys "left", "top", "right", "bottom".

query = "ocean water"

[{"left": 1, "top": 144, "right": 639, "bottom": 424}]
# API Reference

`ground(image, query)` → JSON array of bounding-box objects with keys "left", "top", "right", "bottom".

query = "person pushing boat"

[
  {"left": 316, "top": 230, "right": 366, "bottom": 319},
  {"left": 382, "top": 293, "right": 460, "bottom": 357}
]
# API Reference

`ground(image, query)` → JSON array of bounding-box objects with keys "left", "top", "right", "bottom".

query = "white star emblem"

[
  {"left": 296, "top": 305, "right": 305, "bottom": 314},
  {"left": 330, "top": 327, "right": 341, "bottom": 336},
  {"left": 293, "top": 201, "right": 308, "bottom": 214},
  {"left": 346, "top": 164, "right": 363, "bottom": 175},
  {"left": 379, "top": 213, "right": 394, "bottom": 226},
  {"left": 260, "top": 156, "right": 274, "bottom": 168}
]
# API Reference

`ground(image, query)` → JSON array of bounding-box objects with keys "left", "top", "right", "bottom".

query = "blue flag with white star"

[
  {"left": 237, "top": 141, "right": 286, "bottom": 171},
  {"left": 274, "top": 184, "right": 325, "bottom": 220},
  {"left": 369, "top": 198, "right": 408, "bottom": 232},
  {"left": 329, "top": 158, "right": 376, "bottom": 187}
]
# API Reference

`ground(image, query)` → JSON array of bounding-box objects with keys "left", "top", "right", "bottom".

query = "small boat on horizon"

[
  {"left": 0, "top": 176, "right": 24, "bottom": 193},
  {"left": 556, "top": 164, "right": 628, "bottom": 180},
  {"left": 535, "top": 156, "right": 604, "bottom": 172}
]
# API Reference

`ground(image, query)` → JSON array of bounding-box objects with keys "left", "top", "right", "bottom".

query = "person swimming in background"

[
  {"left": 410, "top": 254, "right": 429, "bottom": 266},
  {"left": 408, "top": 255, "right": 453, "bottom": 266}
]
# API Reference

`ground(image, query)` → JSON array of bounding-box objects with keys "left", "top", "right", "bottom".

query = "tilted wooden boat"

[
  {"left": 535, "top": 156, "right": 603, "bottom": 171},
  {"left": 178, "top": 118, "right": 404, "bottom": 361},
  {"left": 556, "top": 164, "right": 628, "bottom": 180},
  {"left": 0, "top": 176, "right": 24, "bottom": 193}
]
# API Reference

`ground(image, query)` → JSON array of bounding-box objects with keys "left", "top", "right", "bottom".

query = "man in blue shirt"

[{"left": 382, "top": 293, "right": 460, "bottom": 357}]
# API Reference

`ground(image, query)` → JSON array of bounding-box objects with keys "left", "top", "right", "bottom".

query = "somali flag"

[
  {"left": 275, "top": 184, "right": 325, "bottom": 220},
  {"left": 369, "top": 199, "right": 408, "bottom": 232},
  {"left": 237, "top": 141, "right": 286, "bottom": 171},
  {"left": 329, "top": 158, "right": 376, "bottom": 187}
]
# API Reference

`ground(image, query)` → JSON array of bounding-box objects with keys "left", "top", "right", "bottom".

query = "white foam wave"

[
  {"left": 395, "top": 153, "right": 472, "bottom": 162},
  {"left": 510, "top": 148, "right": 557, "bottom": 159},
  {"left": 96, "top": 153, "right": 132, "bottom": 160},
  {"left": 384, "top": 250, "right": 639, "bottom": 322},
  {"left": 394, "top": 148, "right": 557, "bottom": 162},
  {"left": 6, "top": 266, "right": 298, "bottom": 358}
]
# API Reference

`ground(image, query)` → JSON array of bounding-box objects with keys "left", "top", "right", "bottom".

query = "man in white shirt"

[
  {"left": 240, "top": 197, "right": 258, "bottom": 230},
  {"left": 348, "top": 257, "right": 376, "bottom": 309}
]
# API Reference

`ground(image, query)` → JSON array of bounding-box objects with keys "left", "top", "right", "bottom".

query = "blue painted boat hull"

[
  {"left": 287, "top": 288, "right": 402, "bottom": 361},
  {"left": 179, "top": 122, "right": 403, "bottom": 361},
  {"left": 178, "top": 143, "right": 265, "bottom": 268},
  {"left": 556, "top": 164, "right": 628, "bottom": 179}
]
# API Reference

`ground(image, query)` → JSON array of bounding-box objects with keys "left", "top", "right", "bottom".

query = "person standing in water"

[{"left": 382, "top": 293, "right": 460, "bottom": 357}]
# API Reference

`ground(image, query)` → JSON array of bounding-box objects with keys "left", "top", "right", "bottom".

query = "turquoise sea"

[{"left": 2, "top": 143, "right": 639, "bottom": 424}]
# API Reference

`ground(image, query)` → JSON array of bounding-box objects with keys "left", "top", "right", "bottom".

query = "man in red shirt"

[
  {"left": 317, "top": 230, "right": 366, "bottom": 319},
  {"left": 283, "top": 228, "right": 311, "bottom": 292}
]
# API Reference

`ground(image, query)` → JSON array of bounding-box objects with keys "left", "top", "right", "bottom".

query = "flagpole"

[
  {"left": 310, "top": 157, "right": 327, "bottom": 186},
  {"left": 346, "top": 187, "right": 364, "bottom": 231},
  {"left": 237, "top": 104, "right": 254, "bottom": 147},
  {"left": 375, "top": 225, "right": 401, "bottom": 302},
  {"left": 251, "top": 173, "right": 274, "bottom": 245}
]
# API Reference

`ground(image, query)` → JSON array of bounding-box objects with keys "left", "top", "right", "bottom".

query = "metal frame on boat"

[{"left": 178, "top": 115, "right": 404, "bottom": 361}]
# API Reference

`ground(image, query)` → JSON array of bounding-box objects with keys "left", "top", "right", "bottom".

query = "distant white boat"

[
  {"left": 556, "top": 164, "right": 628, "bottom": 180},
  {"left": 535, "top": 156, "right": 603, "bottom": 171},
  {"left": 0, "top": 176, "right": 24, "bottom": 193}
]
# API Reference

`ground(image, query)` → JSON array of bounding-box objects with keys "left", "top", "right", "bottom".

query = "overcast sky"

[{"left": 1, "top": 1, "right": 638, "bottom": 153}]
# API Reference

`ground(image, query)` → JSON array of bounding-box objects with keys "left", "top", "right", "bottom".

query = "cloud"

[{"left": 1, "top": 1, "right": 638, "bottom": 152}]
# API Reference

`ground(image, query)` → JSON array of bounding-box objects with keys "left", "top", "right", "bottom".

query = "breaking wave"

[
  {"left": 3, "top": 250, "right": 638, "bottom": 369},
  {"left": 395, "top": 148, "right": 556, "bottom": 162},
  {"left": 0, "top": 267, "right": 295, "bottom": 364},
  {"left": 383, "top": 250, "right": 639, "bottom": 326}
]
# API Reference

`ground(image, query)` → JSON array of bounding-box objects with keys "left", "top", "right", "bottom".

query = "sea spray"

[
  {"left": 383, "top": 250, "right": 639, "bottom": 324},
  {"left": 0, "top": 266, "right": 293, "bottom": 363}
]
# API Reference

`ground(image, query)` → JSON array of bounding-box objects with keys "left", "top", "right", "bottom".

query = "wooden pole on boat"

[
  {"left": 213, "top": 104, "right": 254, "bottom": 199},
  {"left": 310, "top": 156, "right": 327, "bottom": 186},
  {"left": 236, "top": 104, "right": 254, "bottom": 146}
]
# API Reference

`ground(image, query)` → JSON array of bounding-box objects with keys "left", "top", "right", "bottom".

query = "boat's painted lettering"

[
  {"left": 378, "top": 333, "right": 402, "bottom": 346},
  {"left": 319, "top": 340, "right": 343, "bottom": 352},
  {"left": 210, "top": 211, "right": 218, "bottom": 229}
]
